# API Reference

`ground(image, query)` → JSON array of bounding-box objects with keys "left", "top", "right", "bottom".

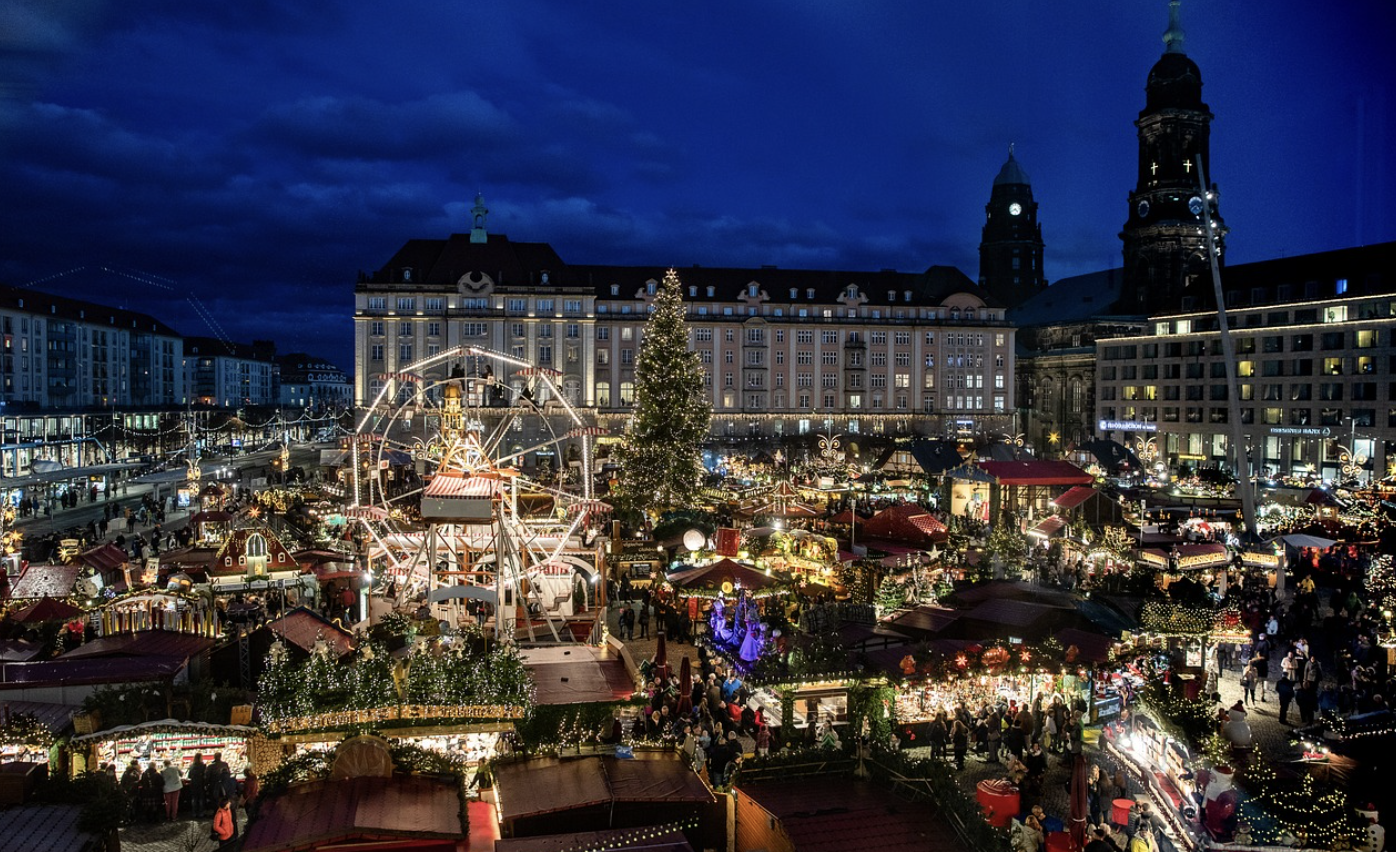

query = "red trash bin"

[
  {"left": 975, "top": 779, "right": 1020, "bottom": 828},
  {"left": 1111, "top": 797, "right": 1135, "bottom": 826},
  {"left": 1045, "top": 831, "right": 1074, "bottom": 852}
]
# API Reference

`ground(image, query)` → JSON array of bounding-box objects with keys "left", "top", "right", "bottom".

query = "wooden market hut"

[
  {"left": 493, "top": 754, "right": 721, "bottom": 846},
  {"left": 976, "top": 460, "right": 1094, "bottom": 522}
]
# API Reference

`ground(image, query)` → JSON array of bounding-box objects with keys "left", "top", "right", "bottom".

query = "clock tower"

[
  {"left": 979, "top": 145, "right": 1046, "bottom": 309},
  {"left": 1121, "top": 0, "right": 1226, "bottom": 314}
]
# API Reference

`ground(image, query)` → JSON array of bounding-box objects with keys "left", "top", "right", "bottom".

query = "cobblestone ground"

[{"left": 118, "top": 813, "right": 238, "bottom": 852}]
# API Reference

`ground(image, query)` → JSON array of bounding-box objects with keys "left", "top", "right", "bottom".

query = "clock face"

[
  {"left": 1188, "top": 196, "right": 1204, "bottom": 216},
  {"left": 1137, "top": 200, "right": 1151, "bottom": 218},
  {"left": 1008, "top": 202, "right": 1022, "bottom": 216}
]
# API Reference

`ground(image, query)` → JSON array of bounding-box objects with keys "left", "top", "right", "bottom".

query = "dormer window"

[
  {"left": 610, "top": 284, "right": 619, "bottom": 296},
  {"left": 689, "top": 286, "right": 697, "bottom": 297},
  {"left": 749, "top": 283, "right": 758, "bottom": 297},
  {"left": 806, "top": 289, "right": 814, "bottom": 299},
  {"left": 904, "top": 291, "right": 912, "bottom": 302},
  {"left": 646, "top": 281, "right": 656, "bottom": 295},
  {"left": 789, "top": 288, "right": 797, "bottom": 299},
  {"left": 888, "top": 291, "right": 895, "bottom": 302},
  {"left": 707, "top": 286, "right": 715, "bottom": 297}
]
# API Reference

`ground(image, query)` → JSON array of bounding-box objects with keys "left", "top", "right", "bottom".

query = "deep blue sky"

[{"left": 1, "top": 1, "right": 1392, "bottom": 371}]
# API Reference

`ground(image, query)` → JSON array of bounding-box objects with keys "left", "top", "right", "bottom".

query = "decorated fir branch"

[{"left": 257, "top": 633, "right": 535, "bottom": 733}]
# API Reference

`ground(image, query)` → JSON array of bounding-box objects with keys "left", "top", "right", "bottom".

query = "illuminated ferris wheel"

[{"left": 351, "top": 345, "right": 609, "bottom": 642}]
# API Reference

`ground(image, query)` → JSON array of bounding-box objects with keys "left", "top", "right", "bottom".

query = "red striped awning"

[
  {"left": 424, "top": 474, "right": 501, "bottom": 499},
  {"left": 566, "top": 427, "right": 610, "bottom": 438}
]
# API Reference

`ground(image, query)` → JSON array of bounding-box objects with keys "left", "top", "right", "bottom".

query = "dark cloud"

[{"left": 0, "top": 1, "right": 1392, "bottom": 377}]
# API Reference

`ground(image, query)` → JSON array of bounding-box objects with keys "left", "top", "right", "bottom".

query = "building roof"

[
  {"left": 184, "top": 336, "right": 277, "bottom": 362},
  {"left": 1009, "top": 268, "right": 1131, "bottom": 327},
  {"left": 241, "top": 775, "right": 464, "bottom": 852},
  {"left": 0, "top": 284, "right": 182, "bottom": 338},
  {"left": 1, "top": 654, "right": 189, "bottom": 687},
  {"left": 740, "top": 777, "right": 965, "bottom": 852},
  {"left": 0, "top": 639, "right": 46, "bottom": 663},
  {"left": 977, "top": 460, "right": 1093, "bottom": 486},
  {"left": 494, "top": 756, "right": 714, "bottom": 822}
]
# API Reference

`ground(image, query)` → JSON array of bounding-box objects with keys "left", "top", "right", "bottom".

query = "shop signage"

[
  {"left": 264, "top": 703, "right": 527, "bottom": 734},
  {"left": 1097, "top": 420, "right": 1157, "bottom": 433},
  {"left": 1267, "top": 426, "right": 1331, "bottom": 437}
]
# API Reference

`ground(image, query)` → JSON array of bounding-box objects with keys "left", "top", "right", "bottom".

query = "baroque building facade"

[{"left": 353, "top": 198, "right": 1017, "bottom": 445}]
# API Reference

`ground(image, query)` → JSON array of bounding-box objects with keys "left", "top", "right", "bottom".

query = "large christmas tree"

[{"left": 616, "top": 268, "right": 711, "bottom": 514}]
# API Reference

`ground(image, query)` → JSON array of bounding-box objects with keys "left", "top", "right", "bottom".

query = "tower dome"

[
  {"left": 1144, "top": 0, "right": 1205, "bottom": 112},
  {"left": 993, "top": 148, "right": 1031, "bottom": 187}
]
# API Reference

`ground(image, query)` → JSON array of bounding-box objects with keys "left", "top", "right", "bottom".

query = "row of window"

[
  {"left": 1102, "top": 382, "right": 1388, "bottom": 403},
  {"left": 364, "top": 296, "right": 586, "bottom": 315},
  {"left": 1100, "top": 406, "right": 1389, "bottom": 428}
]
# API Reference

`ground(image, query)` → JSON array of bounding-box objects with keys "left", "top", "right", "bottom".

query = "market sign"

[
  {"left": 1098, "top": 420, "right": 1157, "bottom": 433},
  {"left": 263, "top": 703, "right": 527, "bottom": 735}
]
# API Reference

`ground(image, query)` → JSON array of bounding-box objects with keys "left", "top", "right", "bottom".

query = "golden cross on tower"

[
  {"left": 1150, "top": 162, "right": 1159, "bottom": 175},
  {"left": 1183, "top": 159, "right": 1193, "bottom": 173}
]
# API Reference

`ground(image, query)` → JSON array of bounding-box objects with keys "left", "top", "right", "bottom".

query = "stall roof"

[
  {"left": 495, "top": 827, "right": 693, "bottom": 852},
  {"left": 1053, "top": 486, "right": 1098, "bottom": 510},
  {"left": 5, "top": 564, "right": 81, "bottom": 600},
  {"left": 881, "top": 606, "right": 961, "bottom": 639},
  {"left": 1028, "top": 516, "right": 1066, "bottom": 538},
  {"left": 58, "top": 630, "right": 215, "bottom": 661},
  {"left": 2, "top": 655, "right": 189, "bottom": 687},
  {"left": 862, "top": 503, "right": 948, "bottom": 547},
  {"left": 0, "top": 638, "right": 46, "bottom": 663},
  {"left": 266, "top": 607, "right": 356, "bottom": 658},
  {"left": 1054, "top": 628, "right": 1116, "bottom": 664},
  {"left": 73, "top": 718, "right": 256, "bottom": 745},
  {"left": 494, "top": 756, "right": 714, "bottom": 822},
  {"left": 959, "top": 598, "right": 1055, "bottom": 629},
  {"left": 0, "top": 804, "right": 100, "bottom": 852},
  {"left": 977, "top": 460, "right": 1094, "bottom": 486},
  {"left": 241, "top": 775, "right": 464, "bottom": 852},
  {"left": 10, "top": 596, "right": 85, "bottom": 624},
  {"left": 521, "top": 645, "right": 635, "bottom": 705},
  {"left": 667, "top": 558, "right": 781, "bottom": 593},
  {"left": 740, "top": 777, "right": 962, "bottom": 852},
  {"left": 0, "top": 698, "right": 79, "bottom": 734}
]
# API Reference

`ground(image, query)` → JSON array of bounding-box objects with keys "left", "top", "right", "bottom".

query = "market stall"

[
  {"left": 1101, "top": 711, "right": 1204, "bottom": 851},
  {"left": 746, "top": 679, "right": 851, "bottom": 738},
  {"left": 90, "top": 590, "right": 221, "bottom": 637},
  {"left": 72, "top": 719, "right": 256, "bottom": 777}
]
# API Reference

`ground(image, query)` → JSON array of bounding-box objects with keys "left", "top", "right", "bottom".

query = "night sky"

[{"left": 1, "top": 1, "right": 1392, "bottom": 371}]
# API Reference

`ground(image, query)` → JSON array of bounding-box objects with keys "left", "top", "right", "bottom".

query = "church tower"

[
  {"left": 979, "top": 145, "right": 1046, "bottom": 308},
  {"left": 1120, "top": 0, "right": 1227, "bottom": 313}
]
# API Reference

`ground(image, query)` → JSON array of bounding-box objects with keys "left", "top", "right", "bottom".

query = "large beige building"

[{"left": 353, "top": 199, "right": 1016, "bottom": 443}]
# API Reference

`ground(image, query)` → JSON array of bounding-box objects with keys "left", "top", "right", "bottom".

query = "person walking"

[
  {"left": 1241, "top": 662, "right": 1259, "bottom": 705},
  {"left": 159, "top": 760, "right": 183, "bottom": 821},
  {"left": 639, "top": 602, "right": 650, "bottom": 639}
]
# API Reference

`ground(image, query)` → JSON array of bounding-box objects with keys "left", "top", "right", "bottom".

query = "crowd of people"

[{"left": 104, "top": 750, "right": 257, "bottom": 844}]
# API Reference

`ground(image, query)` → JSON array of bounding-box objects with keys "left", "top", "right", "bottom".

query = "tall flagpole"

[{"left": 1196, "top": 154, "right": 1257, "bottom": 540}]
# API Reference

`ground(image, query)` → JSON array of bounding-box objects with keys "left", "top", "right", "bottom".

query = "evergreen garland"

[{"left": 615, "top": 268, "right": 712, "bottom": 515}]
